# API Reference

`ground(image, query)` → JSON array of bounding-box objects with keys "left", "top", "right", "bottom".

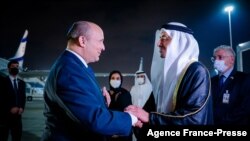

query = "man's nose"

[
  {"left": 157, "top": 41, "right": 161, "bottom": 47},
  {"left": 102, "top": 45, "right": 105, "bottom": 51}
]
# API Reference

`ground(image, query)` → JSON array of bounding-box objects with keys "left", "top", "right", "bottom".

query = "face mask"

[
  {"left": 9, "top": 68, "right": 19, "bottom": 75},
  {"left": 110, "top": 80, "right": 121, "bottom": 88},
  {"left": 214, "top": 60, "right": 227, "bottom": 73},
  {"left": 137, "top": 78, "right": 145, "bottom": 85}
]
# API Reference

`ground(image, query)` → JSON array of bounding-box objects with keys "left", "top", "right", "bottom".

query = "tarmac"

[{"left": 8, "top": 99, "right": 45, "bottom": 141}]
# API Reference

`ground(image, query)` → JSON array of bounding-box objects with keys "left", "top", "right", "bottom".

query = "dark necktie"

[
  {"left": 13, "top": 79, "right": 18, "bottom": 93},
  {"left": 218, "top": 75, "right": 224, "bottom": 92}
]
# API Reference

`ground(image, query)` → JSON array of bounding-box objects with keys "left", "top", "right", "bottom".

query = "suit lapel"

[
  {"left": 7, "top": 77, "right": 16, "bottom": 93},
  {"left": 83, "top": 66, "right": 105, "bottom": 105},
  {"left": 63, "top": 51, "right": 104, "bottom": 105},
  {"left": 85, "top": 66, "right": 101, "bottom": 91},
  {"left": 217, "top": 71, "right": 235, "bottom": 101},
  {"left": 221, "top": 71, "right": 236, "bottom": 91}
]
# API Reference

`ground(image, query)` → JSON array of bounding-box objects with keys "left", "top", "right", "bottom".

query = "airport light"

[{"left": 224, "top": 5, "right": 234, "bottom": 48}]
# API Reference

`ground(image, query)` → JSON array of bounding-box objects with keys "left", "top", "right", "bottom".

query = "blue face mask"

[{"left": 214, "top": 60, "right": 227, "bottom": 73}]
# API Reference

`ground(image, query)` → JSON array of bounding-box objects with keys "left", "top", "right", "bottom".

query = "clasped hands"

[
  {"left": 10, "top": 107, "right": 24, "bottom": 115},
  {"left": 124, "top": 105, "right": 149, "bottom": 128},
  {"left": 102, "top": 87, "right": 149, "bottom": 128}
]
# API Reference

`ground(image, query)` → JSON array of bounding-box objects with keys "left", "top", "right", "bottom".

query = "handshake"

[
  {"left": 102, "top": 87, "right": 150, "bottom": 128},
  {"left": 124, "top": 105, "right": 150, "bottom": 128}
]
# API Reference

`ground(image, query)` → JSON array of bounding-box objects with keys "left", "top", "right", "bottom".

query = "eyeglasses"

[{"left": 211, "top": 55, "right": 230, "bottom": 62}]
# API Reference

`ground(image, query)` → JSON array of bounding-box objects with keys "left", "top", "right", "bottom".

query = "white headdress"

[
  {"left": 130, "top": 57, "right": 153, "bottom": 108},
  {"left": 151, "top": 22, "right": 199, "bottom": 113}
]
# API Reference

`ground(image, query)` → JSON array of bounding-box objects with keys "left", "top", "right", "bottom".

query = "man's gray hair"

[
  {"left": 213, "top": 45, "right": 236, "bottom": 57},
  {"left": 66, "top": 21, "right": 92, "bottom": 40}
]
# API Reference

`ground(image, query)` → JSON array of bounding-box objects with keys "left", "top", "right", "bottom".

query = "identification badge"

[{"left": 222, "top": 90, "right": 230, "bottom": 104}]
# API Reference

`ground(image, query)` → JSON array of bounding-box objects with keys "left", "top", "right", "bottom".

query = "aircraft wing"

[
  {"left": 19, "top": 70, "right": 50, "bottom": 78},
  {"left": 19, "top": 70, "right": 135, "bottom": 78},
  {"left": 94, "top": 73, "right": 135, "bottom": 77}
]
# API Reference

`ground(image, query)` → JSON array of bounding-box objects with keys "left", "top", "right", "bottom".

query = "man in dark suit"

[
  {"left": 211, "top": 45, "right": 250, "bottom": 125},
  {"left": 0, "top": 60, "right": 26, "bottom": 141},
  {"left": 41, "top": 21, "right": 141, "bottom": 141}
]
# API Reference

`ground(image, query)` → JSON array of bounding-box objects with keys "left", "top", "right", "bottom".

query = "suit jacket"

[
  {"left": 0, "top": 75, "right": 26, "bottom": 124},
  {"left": 41, "top": 51, "right": 132, "bottom": 141},
  {"left": 0, "top": 75, "right": 8, "bottom": 125},
  {"left": 211, "top": 70, "right": 250, "bottom": 125}
]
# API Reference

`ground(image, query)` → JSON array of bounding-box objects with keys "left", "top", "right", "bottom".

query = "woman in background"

[{"left": 108, "top": 70, "right": 132, "bottom": 141}]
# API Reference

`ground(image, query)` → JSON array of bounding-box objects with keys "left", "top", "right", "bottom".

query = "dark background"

[{"left": 1, "top": 0, "right": 250, "bottom": 89}]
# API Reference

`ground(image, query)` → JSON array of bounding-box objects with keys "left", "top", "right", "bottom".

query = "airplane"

[
  {"left": 18, "top": 70, "right": 135, "bottom": 78},
  {"left": 0, "top": 30, "right": 48, "bottom": 101},
  {"left": 0, "top": 30, "right": 135, "bottom": 100},
  {"left": 0, "top": 29, "right": 28, "bottom": 76},
  {"left": 0, "top": 29, "right": 134, "bottom": 77}
]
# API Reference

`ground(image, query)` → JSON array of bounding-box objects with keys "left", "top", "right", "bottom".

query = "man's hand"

[
  {"left": 10, "top": 107, "right": 19, "bottom": 114},
  {"left": 125, "top": 105, "right": 149, "bottom": 123},
  {"left": 134, "top": 120, "right": 143, "bottom": 128},
  {"left": 18, "top": 108, "right": 24, "bottom": 115},
  {"left": 102, "top": 87, "right": 111, "bottom": 107}
]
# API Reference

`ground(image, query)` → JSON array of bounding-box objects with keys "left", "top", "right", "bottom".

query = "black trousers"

[{"left": 0, "top": 115, "right": 22, "bottom": 141}]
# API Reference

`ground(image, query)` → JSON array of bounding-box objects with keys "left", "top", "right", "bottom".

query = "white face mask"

[
  {"left": 214, "top": 60, "right": 227, "bottom": 73},
  {"left": 110, "top": 80, "right": 121, "bottom": 88},
  {"left": 136, "top": 78, "right": 145, "bottom": 85}
]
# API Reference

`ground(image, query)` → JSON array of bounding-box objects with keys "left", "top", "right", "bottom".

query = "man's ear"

[
  {"left": 78, "top": 36, "right": 86, "bottom": 47},
  {"left": 230, "top": 56, "right": 235, "bottom": 65}
]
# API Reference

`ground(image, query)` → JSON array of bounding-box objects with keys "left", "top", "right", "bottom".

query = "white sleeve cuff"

[{"left": 128, "top": 113, "right": 138, "bottom": 126}]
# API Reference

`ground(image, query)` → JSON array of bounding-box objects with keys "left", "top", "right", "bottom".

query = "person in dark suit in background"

[
  {"left": 0, "top": 60, "right": 26, "bottom": 141},
  {"left": 0, "top": 74, "right": 8, "bottom": 141},
  {"left": 211, "top": 45, "right": 250, "bottom": 125},
  {"left": 41, "top": 21, "right": 141, "bottom": 141},
  {"left": 107, "top": 70, "right": 132, "bottom": 141}
]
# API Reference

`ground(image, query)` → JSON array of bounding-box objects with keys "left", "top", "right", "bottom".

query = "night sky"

[{"left": 1, "top": 0, "right": 250, "bottom": 88}]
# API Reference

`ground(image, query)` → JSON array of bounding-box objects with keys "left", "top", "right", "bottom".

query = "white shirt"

[
  {"left": 66, "top": 48, "right": 88, "bottom": 68},
  {"left": 9, "top": 75, "right": 18, "bottom": 89},
  {"left": 221, "top": 67, "right": 233, "bottom": 83}
]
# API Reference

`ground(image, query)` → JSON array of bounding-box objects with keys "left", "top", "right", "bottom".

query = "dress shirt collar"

[
  {"left": 9, "top": 75, "right": 18, "bottom": 88},
  {"left": 9, "top": 75, "right": 17, "bottom": 82},
  {"left": 66, "top": 48, "right": 88, "bottom": 68},
  {"left": 221, "top": 67, "right": 233, "bottom": 80}
]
